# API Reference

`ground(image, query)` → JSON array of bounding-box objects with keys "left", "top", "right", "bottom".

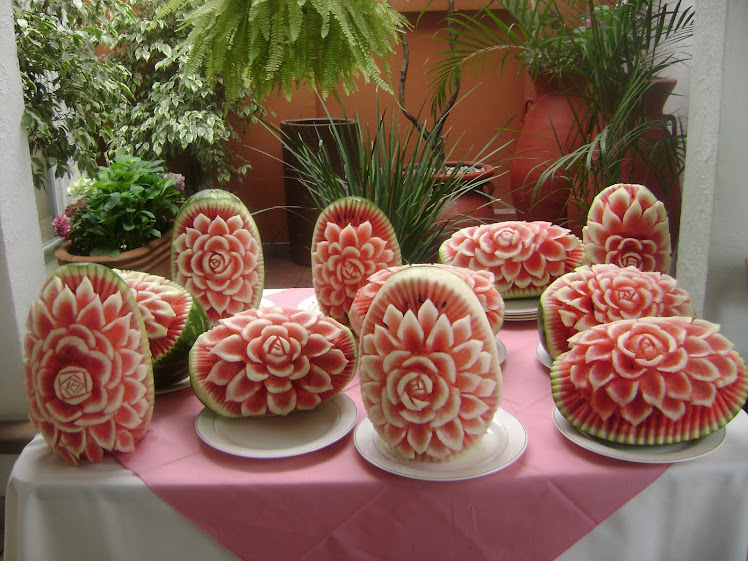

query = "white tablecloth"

[{"left": 5, "top": 411, "right": 748, "bottom": 561}]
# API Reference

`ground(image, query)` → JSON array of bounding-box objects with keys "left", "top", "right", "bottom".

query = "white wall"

[{"left": 0, "top": 0, "right": 46, "bottom": 421}]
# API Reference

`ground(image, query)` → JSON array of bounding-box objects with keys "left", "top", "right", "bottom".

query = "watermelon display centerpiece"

[
  {"left": 23, "top": 263, "right": 154, "bottom": 465},
  {"left": 359, "top": 266, "right": 502, "bottom": 461},
  {"left": 583, "top": 183, "right": 672, "bottom": 273},
  {"left": 190, "top": 306, "right": 357, "bottom": 417},
  {"left": 348, "top": 264, "right": 505, "bottom": 337},
  {"left": 439, "top": 220, "right": 583, "bottom": 299},
  {"left": 171, "top": 189, "right": 264, "bottom": 325},
  {"left": 539, "top": 264, "right": 694, "bottom": 359},
  {"left": 117, "top": 270, "right": 208, "bottom": 389},
  {"left": 311, "top": 197, "right": 402, "bottom": 326},
  {"left": 551, "top": 316, "right": 748, "bottom": 445}
]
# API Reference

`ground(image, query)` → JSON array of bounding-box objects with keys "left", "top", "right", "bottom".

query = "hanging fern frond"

[{"left": 161, "top": 0, "right": 407, "bottom": 101}]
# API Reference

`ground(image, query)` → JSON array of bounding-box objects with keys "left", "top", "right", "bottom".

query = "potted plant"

[
  {"left": 13, "top": 0, "right": 132, "bottom": 191},
  {"left": 432, "top": 0, "right": 693, "bottom": 234},
  {"left": 54, "top": 154, "right": 185, "bottom": 278}
]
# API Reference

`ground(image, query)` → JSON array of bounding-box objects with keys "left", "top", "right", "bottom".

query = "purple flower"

[
  {"left": 52, "top": 215, "right": 72, "bottom": 239},
  {"left": 165, "top": 173, "right": 186, "bottom": 192}
]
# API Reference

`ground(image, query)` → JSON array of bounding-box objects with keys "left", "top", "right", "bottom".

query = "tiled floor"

[{"left": 263, "top": 244, "right": 313, "bottom": 288}]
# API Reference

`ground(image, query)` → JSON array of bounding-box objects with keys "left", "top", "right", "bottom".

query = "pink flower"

[
  {"left": 174, "top": 213, "right": 261, "bottom": 324},
  {"left": 24, "top": 275, "right": 153, "bottom": 464},
  {"left": 52, "top": 214, "right": 72, "bottom": 239},
  {"left": 360, "top": 300, "right": 500, "bottom": 461},
  {"left": 193, "top": 307, "right": 355, "bottom": 416}
]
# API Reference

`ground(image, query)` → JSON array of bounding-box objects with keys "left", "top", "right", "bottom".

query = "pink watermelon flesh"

[
  {"left": 359, "top": 266, "right": 502, "bottom": 461},
  {"left": 311, "top": 197, "right": 402, "bottom": 326},
  {"left": 551, "top": 316, "right": 748, "bottom": 445},
  {"left": 583, "top": 183, "right": 672, "bottom": 273},
  {"left": 117, "top": 270, "right": 208, "bottom": 389},
  {"left": 439, "top": 220, "right": 583, "bottom": 299},
  {"left": 349, "top": 264, "right": 505, "bottom": 337},
  {"left": 172, "top": 189, "right": 264, "bottom": 325},
  {"left": 190, "top": 306, "right": 357, "bottom": 417},
  {"left": 539, "top": 264, "right": 694, "bottom": 359},
  {"left": 23, "top": 263, "right": 154, "bottom": 465}
]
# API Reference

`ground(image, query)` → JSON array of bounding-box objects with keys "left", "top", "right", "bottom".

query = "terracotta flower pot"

[
  {"left": 55, "top": 230, "right": 173, "bottom": 279},
  {"left": 437, "top": 161, "right": 497, "bottom": 230}
]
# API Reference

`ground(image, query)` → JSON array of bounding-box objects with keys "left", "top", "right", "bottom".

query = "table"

[{"left": 5, "top": 289, "right": 748, "bottom": 561}]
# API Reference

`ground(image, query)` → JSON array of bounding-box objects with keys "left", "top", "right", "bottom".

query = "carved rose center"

[
  {"left": 397, "top": 372, "right": 434, "bottom": 411},
  {"left": 209, "top": 253, "right": 226, "bottom": 272},
  {"left": 265, "top": 335, "right": 291, "bottom": 359},
  {"left": 341, "top": 259, "right": 364, "bottom": 283},
  {"left": 54, "top": 366, "right": 93, "bottom": 405}
]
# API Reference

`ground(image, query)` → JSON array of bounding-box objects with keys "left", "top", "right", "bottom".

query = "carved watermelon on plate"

[
  {"left": 117, "top": 270, "right": 208, "bottom": 389},
  {"left": 348, "top": 264, "right": 505, "bottom": 337},
  {"left": 583, "top": 183, "right": 671, "bottom": 273},
  {"left": 539, "top": 264, "right": 694, "bottom": 359},
  {"left": 439, "top": 221, "right": 583, "bottom": 299},
  {"left": 23, "top": 263, "right": 154, "bottom": 465},
  {"left": 190, "top": 307, "right": 357, "bottom": 417},
  {"left": 311, "top": 197, "right": 401, "bottom": 326},
  {"left": 172, "top": 189, "right": 264, "bottom": 325},
  {"left": 359, "top": 266, "right": 501, "bottom": 461},
  {"left": 551, "top": 316, "right": 748, "bottom": 445}
]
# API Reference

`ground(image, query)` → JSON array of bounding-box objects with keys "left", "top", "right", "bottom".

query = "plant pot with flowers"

[{"left": 54, "top": 154, "right": 186, "bottom": 279}]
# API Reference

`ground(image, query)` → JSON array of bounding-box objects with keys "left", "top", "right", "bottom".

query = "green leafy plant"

[
  {"left": 57, "top": 154, "right": 185, "bottom": 257},
  {"left": 13, "top": 0, "right": 133, "bottom": 190},
  {"left": 158, "top": 0, "right": 407, "bottom": 101},
  {"left": 105, "top": 1, "right": 265, "bottom": 189},
  {"left": 274, "top": 108, "right": 508, "bottom": 263}
]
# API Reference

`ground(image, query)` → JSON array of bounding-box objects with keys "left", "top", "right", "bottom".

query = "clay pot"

[
  {"left": 55, "top": 229, "right": 173, "bottom": 279},
  {"left": 510, "top": 72, "right": 585, "bottom": 224},
  {"left": 437, "top": 161, "right": 496, "bottom": 230}
]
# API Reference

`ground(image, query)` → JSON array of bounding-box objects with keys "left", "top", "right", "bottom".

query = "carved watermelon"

[
  {"left": 439, "top": 220, "right": 583, "bottom": 299},
  {"left": 190, "top": 306, "right": 357, "bottom": 417},
  {"left": 551, "top": 316, "right": 748, "bottom": 445},
  {"left": 583, "top": 183, "right": 672, "bottom": 273},
  {"left": 117, "top": 270, "right": 208, "bottom": 389},
  {"left": 311, "top": 197, "right": 402, "bottom": 326},
  {"left": 539, "top": 264, "right": 694, "bottom": 359},
  {"left": 23, "top": 263, "right": 154, "bottom": 465},
  {"left": 348, "top": 264, "right": 505, "bottom": 337},
  {"left": 359, "top": 266, "right": 502, "bottom": 461},
  {"left": 172, "top": 189, "right": 264, "bottom": 325}
]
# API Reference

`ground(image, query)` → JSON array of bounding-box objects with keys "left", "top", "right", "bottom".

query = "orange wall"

[{"left": 225, "top": 8, "right": 530, "bottom": 244}]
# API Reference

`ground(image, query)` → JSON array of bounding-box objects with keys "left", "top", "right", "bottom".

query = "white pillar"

[{"left": 0, "top": 0, "right": 46, "bottom": 420}]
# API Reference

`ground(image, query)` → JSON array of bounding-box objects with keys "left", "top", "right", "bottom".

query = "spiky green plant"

[
  {"left": 272, "top": 107, "right": 511, "bottom": 264},
  {"left": 159, "top": 0, "right": 407, "bottom": 101}
]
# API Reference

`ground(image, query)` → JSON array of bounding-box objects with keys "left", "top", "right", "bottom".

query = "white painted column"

[{"left": 0, "top": 0, "right": 46, "bottom": 420}]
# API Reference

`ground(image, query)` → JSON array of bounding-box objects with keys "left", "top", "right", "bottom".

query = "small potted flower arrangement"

[{"left": 54, "top": 153, "right": 185, "bottom": 278}]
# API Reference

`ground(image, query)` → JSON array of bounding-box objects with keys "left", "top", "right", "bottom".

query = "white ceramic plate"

[
  {"left": 354, "top": 409, "right": 527, "bottom": 481},
  {"left": 552, "top": 407, "right": 727, "bottom": 464},
  {"left": 495, "top": 338, "right": 507, "bottom": 365},
  {"left": 258, "top": 298, "right": 276, "bottom": 308},
  {"left": 536, "top": 342, "right": 553, "bottom": 369},
  {"left": 195, "top": 393, "right": 357, "bottom": 458},
  {"left": 297, "top": 295, "right": 320, "bottom": 315},
  {"left": 155, "top": 376, "right": 192, "bottom": 395},
  {"left": 503, "top": 297, "right": 539, "bottom": 321}
]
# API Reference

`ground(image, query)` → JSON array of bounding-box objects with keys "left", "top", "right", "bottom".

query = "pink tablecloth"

[{"left": 116, "top": 288, "right": 669, "bottom": 561}]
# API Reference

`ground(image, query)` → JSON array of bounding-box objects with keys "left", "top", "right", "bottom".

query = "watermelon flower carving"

[
  {"left": 439, "top": 221, "right": 583, "bottom": 298},
  {"left": 583, "top": 183, "right": 672, "bottom": 273},
  {"left": 539, "top": 264, "right": 694, "bottom": 358},
  {"left": 348, "top": 264, "right": 505, "bottom": 336},
  {"left": 360, "top": 301, "right": 500, "bottom": 461},
  {"left": 551, "top": 317, "right": 748, "bottom": 444},
  {"left": 313, "top": 221, "right": 398, "bottom": 323},
  {"left": 174, "top": 213, "right": 262, "bottom": 323},
  {"left": 24, "top": 266, "right": 154, "bottom": 465},
  {"left": 190, "top": 307, "right": 357, "bottom": 416}
]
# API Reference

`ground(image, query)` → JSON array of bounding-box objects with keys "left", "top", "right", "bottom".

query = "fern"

[{"left": 162, "top": 0, "right": 405, "bottom": 101}]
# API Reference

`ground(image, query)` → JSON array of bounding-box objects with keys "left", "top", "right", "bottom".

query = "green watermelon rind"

[
  {"left": 171, "top": 188, "right": 265, "bottom": 319},
  {"left": 550, "top": 317, "right": 748, "bottom": 445}
]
